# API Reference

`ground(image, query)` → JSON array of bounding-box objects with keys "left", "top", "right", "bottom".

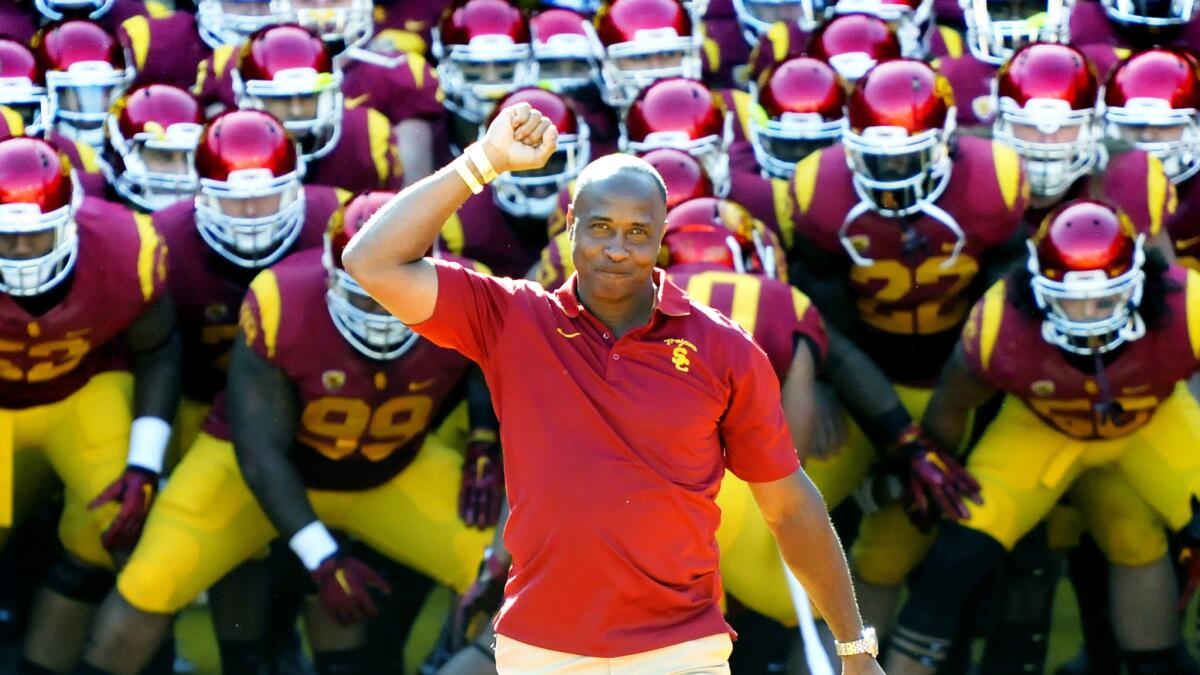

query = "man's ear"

[{"left": 566, "top": 203, "right": 576, "bottom": 240}]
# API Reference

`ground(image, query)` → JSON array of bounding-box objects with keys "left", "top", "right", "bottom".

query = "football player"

[
  {"left": 234, "top": 25, "right": 403, "bottom": 192},
  {"left": 1102, "top": 49, "right": 1200, "bottom": 271},
  {"left": 621, "top": 77, "right": 802, "bottom": 239},
  {"left": 75, "top": 191, "right": 493, "bottom": 675},
  {"left": 434, "top": 0, "right": 536, "bottom": 152},
  {"left": 0, "top": 42, "right": 110, "bottom": 199},
  {"left": 993, "top": 44, "right": 1177, "bottom": 270},
  {"left": 194, "top": 24, "right": 420, "bottom": 191},
  {"left": 789, "top": 57, "right": 1027, "bottom": 629},
  {"left": 883, "top": 200, "right": 1200, "bottom": 675},
  {"left": 0, "top": 137, "right": 179, "bottom": 674},
  {"left": 101, "top": 84, "right": 205, "bottom": 212},
  {"left": 530, "top": 7, "right": 621, "bottom": 158},
  {"left": 153, "top": 108, "right": 347, "bottom": 468},
  {"left": 747, "top": 55, "right": 845, "bottom": 180},
  {"left": 31, "top": 20, "right": 135, "bottom": 150}
]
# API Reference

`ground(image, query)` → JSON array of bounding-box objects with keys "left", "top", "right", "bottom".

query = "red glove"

[
  {"left": 459, "top": 432, "right": 504, "bottom": 529},
  {"left": 894, "top": 426, "right": 982, "bottom": 527},
  {"left": 310, "top": 554, "right": 393, "bottom": 625},
  {"left": 89, "top": 466, "right": 158, "bottom": 552},
  {"left": 453, "top": 549, "right": 509, "bottom": 647}
]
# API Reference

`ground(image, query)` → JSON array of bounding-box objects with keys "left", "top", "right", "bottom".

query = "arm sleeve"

[
  {"left": 720, "top": 332, "right": 802, "bottom": 482},
  {"left": 408, "top": 258, "right": 519, "bottom": 366}
]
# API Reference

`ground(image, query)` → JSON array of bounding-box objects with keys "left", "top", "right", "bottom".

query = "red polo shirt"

[{"left": 411, "top": 260, "right": 800, "bottom": 657}]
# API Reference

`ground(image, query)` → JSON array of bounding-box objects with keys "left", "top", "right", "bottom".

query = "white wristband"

[
  {"left": 290, "top": 521, "right": 339, "bottom": 571},
  {"left": 126, "top": 416, "right": 171, "bottom": 474}
]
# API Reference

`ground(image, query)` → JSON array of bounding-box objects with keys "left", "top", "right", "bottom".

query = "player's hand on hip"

[
  {"left": 310, "top": 552, "right": 393, "bottom": 625},
  {"left": 479, "top": 101, "right": 559, "bottom": 175},
  {"left": 459, "top": 437, "right": 504, "bottom": 529},
  {"left": 89, "top": 465, "right": 158, "bottom": 552}
]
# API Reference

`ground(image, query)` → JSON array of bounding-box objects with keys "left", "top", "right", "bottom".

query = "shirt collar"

[{"left": 555, "top": 268, "right": 691, "bottom": 319}]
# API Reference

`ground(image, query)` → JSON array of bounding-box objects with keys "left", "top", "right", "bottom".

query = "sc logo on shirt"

[{"left": 664, "top": 338, "right": 698, "bottom": 373}]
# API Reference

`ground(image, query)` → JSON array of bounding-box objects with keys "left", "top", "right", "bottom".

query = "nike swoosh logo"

[
  {"left": 345, "top": 93, "right": 370, "bottom": 108},
  {"left": 556, "top": 328, "right": 581, "bottom": 339},
  {"left": 408, "top": 378, "right": 436, "bottom": 391}
]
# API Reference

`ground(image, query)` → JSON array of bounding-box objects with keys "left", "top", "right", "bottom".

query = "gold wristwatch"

[{"left": 834, "top": 626, "right": 879, "bottom": 658}]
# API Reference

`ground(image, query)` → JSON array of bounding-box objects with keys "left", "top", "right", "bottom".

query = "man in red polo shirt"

[{"left": 343, "top": 103, "right": 884, "bottom": 675}]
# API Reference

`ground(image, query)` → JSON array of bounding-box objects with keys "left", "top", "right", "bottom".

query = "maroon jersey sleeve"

[
  {"left": 1091, "top": 150, "right": 1176, "bottom": 238},
  {"left": 934, "top": 54, "right": 999, "bottom": 127},
  {"left": 959, "top": 279, "right": 1006, "bottom": 385},
  {"left": 191, "top": 46, "right": 237, "bottom": 111},
  {"left": 120, "top": 12, "right": 210, "bottom": 90},
  {"left": 343, "top": 50, "right": 445, "bottom": 126},
  {"left": 305, "top": 106, "right": 403, "bottom": 192}
]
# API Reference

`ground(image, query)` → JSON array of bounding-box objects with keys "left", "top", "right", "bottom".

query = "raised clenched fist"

[{"left": 478, "top": 102, "right": 559, "bottom": 176}]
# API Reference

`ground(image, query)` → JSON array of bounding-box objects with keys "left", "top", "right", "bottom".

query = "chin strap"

[{"left": 1090, "top": 349, "right": 1129, "bottom": 427}]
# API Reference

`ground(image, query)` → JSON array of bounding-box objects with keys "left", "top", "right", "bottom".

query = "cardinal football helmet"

[
  {"left": 434, "top": 0, "right": 535, "bottom": 124},
  {"left": 594, "top": 0, "right": 703, "bottom": 107},
  {"left": 1103, "top": 48, "right": 1200, "bottom": 184},
  {"left": 639, "top": 147, "right": 715, "bottom": 207},
  {"left": 196, "top": 0, "right": 293, "bottom": 50},
  {"left": 833, "top": 0, "right": 933, "bottom": 57},
  {"left": 661, "top": 196, "right": 782, "bottom": 278},
  {"left": 324, "top": 190, "right": 419, "bottom": 360},
  {"left": 621, "top": 78, "right": 731, "bottom": 191},
  {"left": 0, "top": 39, "right": 49, "bottom": 137},
  {"left": 531, "top": 8, "right": 604, "bottom": 94},
  {"left": 1101, "top": 0, "right": 1198, "bottom": 26},
  {"left": 807, "top": 13, "right": 902, "bottom": 83},
  {"left": 994, "top": 42, "right": 1099, "bottom": 198},
  {"left": 194, "top": 109, "right": 306, "bottom": 268},
  {"left": 1028, "top": 199, "right": 1146, "bottom": 354},
  {"left": 105, "top": 84, "right": 204, "bottom": 212},
  {"left": 0, "top": 137, "right": 79, "bottom": 296},
  {"left": 33, "top": 20, "right": 135, "bottom": 148},
  {"left": 750, "top": 57, "right": 844, "bottom": 178},
  {"left": 959, "top": 0, "right": 1072, "bottom": 65},
  {"left": 733, "top": 0, "right": 832, "bottom": 44}
]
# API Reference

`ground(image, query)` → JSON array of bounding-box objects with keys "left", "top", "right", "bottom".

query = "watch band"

[{"left": 834, "top": 626, "right": 879, "bottom": 657}]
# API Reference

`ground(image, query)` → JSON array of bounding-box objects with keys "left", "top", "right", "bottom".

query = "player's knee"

[
  {"left": 893, "top": 522, "right": 1006, "bottom": 662},
  {"left": 43, "top": 554, "right": 114, "bottom": 605},
  {"left": 1093, "top": 516, "right": 1168, "bottom": 567}
]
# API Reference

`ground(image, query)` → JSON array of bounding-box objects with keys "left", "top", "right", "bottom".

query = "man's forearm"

[
  {"left": 770, "top": 469, "right": 864, "bottom": 642},
  {"left": 343, "top": 143, "right": 501, "bottom": 270}
]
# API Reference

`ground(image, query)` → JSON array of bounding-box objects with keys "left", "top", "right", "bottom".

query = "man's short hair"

[{"left": 572, "top": 153, "right": 668, "bottom": 206}]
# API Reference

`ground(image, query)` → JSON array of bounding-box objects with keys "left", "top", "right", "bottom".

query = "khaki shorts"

[{"left": 495, "top": 633, "right": 733, "bottom": 675}]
